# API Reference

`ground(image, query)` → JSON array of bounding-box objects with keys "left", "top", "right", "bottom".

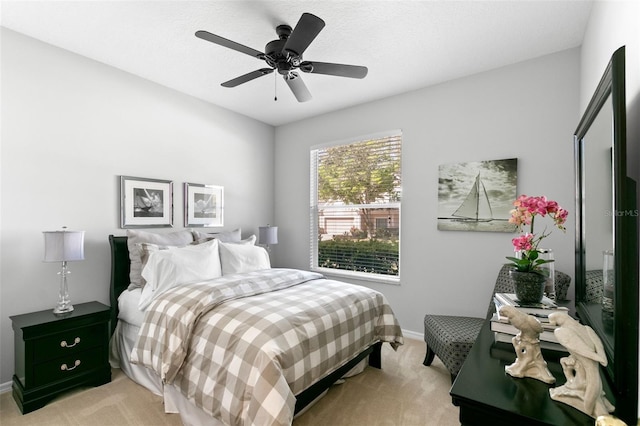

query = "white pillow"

[
  {"left": 136, "top": 242, "right": 177, "bottom": 288},
  {"left": 136, "top": 237, "right": 228, "bottom": 287},
  {"left": 139, "top": 238, "right": 222, "bottom": 310},
  {"left": 219, "top": 241, "right": 271, "bottom": 275},
  {"left": 127, "top": 229, "right": 194, "bottom": 289}
]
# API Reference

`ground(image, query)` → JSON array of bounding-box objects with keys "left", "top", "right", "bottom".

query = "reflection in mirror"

[
  {"left": 583, "top": 95, "right": 613, "bottom": 273},
  {"left": 583, "top": 95, "right": 615, "bottom": 338}
]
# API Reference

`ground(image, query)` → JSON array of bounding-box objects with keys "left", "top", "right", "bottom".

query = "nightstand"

[{"left": 10, "top": 301, "right": 111, "bottom": 414}]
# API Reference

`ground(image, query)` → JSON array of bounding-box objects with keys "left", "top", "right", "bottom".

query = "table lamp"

[
  {"left": 258, "top": 225, "right": 278, "bottom": 252},
  {"left": 43, "top": 227, "right": 85, "bottom": 314}
]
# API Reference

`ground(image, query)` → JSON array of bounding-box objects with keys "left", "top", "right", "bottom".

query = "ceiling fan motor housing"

[
  {"left": 266, "top": 25, "right": 301, "bottom": 75},
  {"left": 275, "top": 24, "right": 292, "bottom": 39}
]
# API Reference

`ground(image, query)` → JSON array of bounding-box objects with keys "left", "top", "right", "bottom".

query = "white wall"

[
  {"left": 0, "top": 28, "right": 275, "bottom": 384},
  {"left": 274, "top": 48, "right": 580, "bottom": 336},
  {"left": 579, "top": 1, "right": 640, "bottom": 418},
  {"left": 580, "top": 0, "right": 639, "bottom": 187}
]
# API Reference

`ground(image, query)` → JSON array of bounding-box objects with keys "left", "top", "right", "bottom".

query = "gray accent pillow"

[{"left": 191, "top": 228, "right": 242, "bottom": 243}]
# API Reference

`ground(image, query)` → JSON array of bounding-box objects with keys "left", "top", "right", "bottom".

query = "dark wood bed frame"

[{"left": 108, "top": 234, "right": 382, "bottom": 414}]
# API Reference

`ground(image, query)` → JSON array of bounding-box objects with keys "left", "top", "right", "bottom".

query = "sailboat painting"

[{"left": 438, "top": 158, "right": 518, "bottom": 232}]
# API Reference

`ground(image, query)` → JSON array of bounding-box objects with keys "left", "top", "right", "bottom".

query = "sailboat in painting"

[{"left": 451, "top": 173, "right": 494, "bottom": 222}]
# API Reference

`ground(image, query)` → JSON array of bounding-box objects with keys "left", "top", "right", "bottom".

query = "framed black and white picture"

[
  {"left": 184, "top": 183, "right": 224, "bottom": 227},
  {"left": 437, "top": 158, "right": 518, "bottom": 232},
  {"left": 120, "top": 176, "right": 173, "bottom": 228}
]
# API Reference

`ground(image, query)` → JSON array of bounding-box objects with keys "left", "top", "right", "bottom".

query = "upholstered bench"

[
  {"left": 423, "top": 315, "right": 485, "bottom": 381},
  {"left": 584, "top": 269, "right": 604, "bottom": 303}
]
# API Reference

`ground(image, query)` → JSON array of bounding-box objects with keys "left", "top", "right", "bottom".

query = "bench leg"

[{"left": 423, "top": 344, "right": 435, "bottom": 366}]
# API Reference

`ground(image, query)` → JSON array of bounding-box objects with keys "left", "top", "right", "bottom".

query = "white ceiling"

[{"left": 1, "top": 0, "right": 593, "bottom": 126}]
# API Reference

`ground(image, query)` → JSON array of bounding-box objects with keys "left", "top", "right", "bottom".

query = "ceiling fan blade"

[
  {"left": 284, "top": 72, "right": 312, "bottom": 102},
  {"left": 195, "top": 30, "right": 264, "bottom": 59},
  {"left": 283, "top": 13, "right": 325, "bottom": 56},
  {"left": 300, "top": 61, "right": 368, "bottom": 79},
  {"left": 221, "top": 68, "right": 274, "bottom": 88}
]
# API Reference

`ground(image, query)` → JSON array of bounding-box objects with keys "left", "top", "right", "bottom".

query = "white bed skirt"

[{"left": 110, "top": 320, "right": 226, "bottom": 426}]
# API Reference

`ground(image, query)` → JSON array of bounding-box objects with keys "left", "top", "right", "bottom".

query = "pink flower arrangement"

[{"left": 506, "top": 195, "right": 569, "bottom": 273}]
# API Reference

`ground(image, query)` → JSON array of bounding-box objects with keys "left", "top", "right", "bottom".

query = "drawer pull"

[
  {"left": 60, "top": 337, "right": 81, "bottom": 348},
  {"left": 61, "top": 360, "right": 81, "bottom": 371}
]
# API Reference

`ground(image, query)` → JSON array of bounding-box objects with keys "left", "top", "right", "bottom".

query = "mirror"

[{"left": 574, "top": 46, "right": 638, "bottom": 424}]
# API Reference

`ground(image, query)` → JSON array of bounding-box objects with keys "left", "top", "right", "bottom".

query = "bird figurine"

[
  {"left": 499, "top": 305, "right": 555, "bottom": 384},
  {"left": 548, "top": 311, "right": 615, "bottom": 418},
  {"left": 595, "top": 415, "right": 628, "bottom": 426}
]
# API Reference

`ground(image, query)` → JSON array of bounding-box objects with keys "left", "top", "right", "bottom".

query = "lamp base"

[
  {"left": 54, "top": 261, "right": 74, "bottom": 315},
  {"left": 53, "top": 303, "right": 74, "bottom": 315}
]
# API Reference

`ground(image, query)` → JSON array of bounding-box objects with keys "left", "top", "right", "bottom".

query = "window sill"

[{"left": 312, "top": 267, "right": 400, "bottom": 286}]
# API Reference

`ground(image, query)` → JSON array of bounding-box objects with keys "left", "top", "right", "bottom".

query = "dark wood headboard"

[{"left": 109, "top": 235, "right": 130, "bottom": 335}]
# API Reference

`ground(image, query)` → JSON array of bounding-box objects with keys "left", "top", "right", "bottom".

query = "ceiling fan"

[{"left": 195, "top": 13, "right": 368, "bottom": 102}]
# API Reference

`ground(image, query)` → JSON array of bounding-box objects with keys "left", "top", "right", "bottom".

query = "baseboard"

[
  {"left": 402, "top": 328, "right": 423, "bottom": 341},
  {"left": 0, "top": 380, "right": 12, "bottom": 394}
]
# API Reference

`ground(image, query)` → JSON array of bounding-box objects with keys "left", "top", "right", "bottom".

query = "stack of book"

[{"left": 491, "top": 293, "right": 569, "bottom": 352}]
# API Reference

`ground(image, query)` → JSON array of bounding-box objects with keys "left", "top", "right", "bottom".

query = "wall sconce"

[
  {"left": 258, "top": 225, "right": 278, "bottom": 252},
  {"left": 43, "top": 227, "right": 85, "bottom": 314}
]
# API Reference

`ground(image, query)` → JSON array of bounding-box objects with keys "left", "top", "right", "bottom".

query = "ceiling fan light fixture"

[
  {"left": 299, "top": 62, "right": 314, "bottom": 73},
  {"left": 283, "top": 72, "right": 297, "bottom": 81},
  {"left": 284, "top": 71, "right": 312, "bottom": 102}
]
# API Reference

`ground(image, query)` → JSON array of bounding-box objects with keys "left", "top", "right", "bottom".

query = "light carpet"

[{"left": 0, "top": 338, "right": 459, "bottom": 425}]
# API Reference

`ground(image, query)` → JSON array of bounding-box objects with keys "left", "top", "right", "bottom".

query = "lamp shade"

[
  {"left": 258, "top": 226, "right": 278, "bottom": 245},
  {"left": 43, "top": 230, "right": 85, "bottom": 262}
]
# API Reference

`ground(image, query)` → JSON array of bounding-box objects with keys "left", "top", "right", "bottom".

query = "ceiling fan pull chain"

[{"left": 274, "top": 71, "right": 278, "bottom": 101}]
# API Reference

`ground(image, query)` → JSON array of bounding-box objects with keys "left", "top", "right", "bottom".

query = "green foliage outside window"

[{"left": 317, "top": 239, "right": 399, "bottom": 276}]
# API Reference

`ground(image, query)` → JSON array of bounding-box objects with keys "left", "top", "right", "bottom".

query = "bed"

[{"left": 108, "top": 232, "right": 403, "bottom": 425}]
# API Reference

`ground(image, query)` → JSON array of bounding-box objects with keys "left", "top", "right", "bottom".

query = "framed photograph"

[
  {"left": 120, "top": 176, "right": 173, "bottom": 228},
  {"left": 184, "top": 183, "right": 224, "bottom": 227},
  {"left": 437, "top": 158, "right": 518, "bottom": 233}
]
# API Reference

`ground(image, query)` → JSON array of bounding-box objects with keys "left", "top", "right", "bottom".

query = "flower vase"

[
  {"left": 509, "top": 269, "right": 546, "bottom": 304},
  {"left": 602, "top": 249, "right": 614, "bottom": 329},
  {"left": 538, "top": 248, "right": 555, "bottom": 300}
]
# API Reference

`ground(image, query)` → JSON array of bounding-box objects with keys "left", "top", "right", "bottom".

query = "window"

[{"left": 310, "top": 130, "right": 402, "bottom": 282}]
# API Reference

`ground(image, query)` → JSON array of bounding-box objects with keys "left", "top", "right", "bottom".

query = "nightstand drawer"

[
  {"left": 33, "top": 347, "right": 104, "bottom": 387},
  {"left": 33, "top": 324, "right": 104, "bottom": 363}
]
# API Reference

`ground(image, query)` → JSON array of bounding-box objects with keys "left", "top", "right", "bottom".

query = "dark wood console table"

[{"left": 450, "top": 320, "right": 613, "bottom": 425}]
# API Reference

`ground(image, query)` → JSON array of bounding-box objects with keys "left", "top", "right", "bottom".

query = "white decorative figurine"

[
  {"left": 595, "top": 415, "right": 628, "bottom": 426},
  {"left": 499, "top": 305, "right": 555, "bottom": 384},
  {"left": 548, "top": 312, "right": 615, "bottom": 418}
]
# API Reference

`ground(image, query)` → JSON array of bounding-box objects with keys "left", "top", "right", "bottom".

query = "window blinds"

[{"left": 310, "top": 132, "right": 402, "bottom": 278}]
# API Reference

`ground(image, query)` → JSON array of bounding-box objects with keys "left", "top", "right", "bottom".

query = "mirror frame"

[{"left": 574, "top": 45, "right": 638, "bottom": 424}]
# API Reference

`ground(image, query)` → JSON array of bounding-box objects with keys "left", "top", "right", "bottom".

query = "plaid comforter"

[{"left": 131, "top": 268, "right": 403, "bottom": 426}]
